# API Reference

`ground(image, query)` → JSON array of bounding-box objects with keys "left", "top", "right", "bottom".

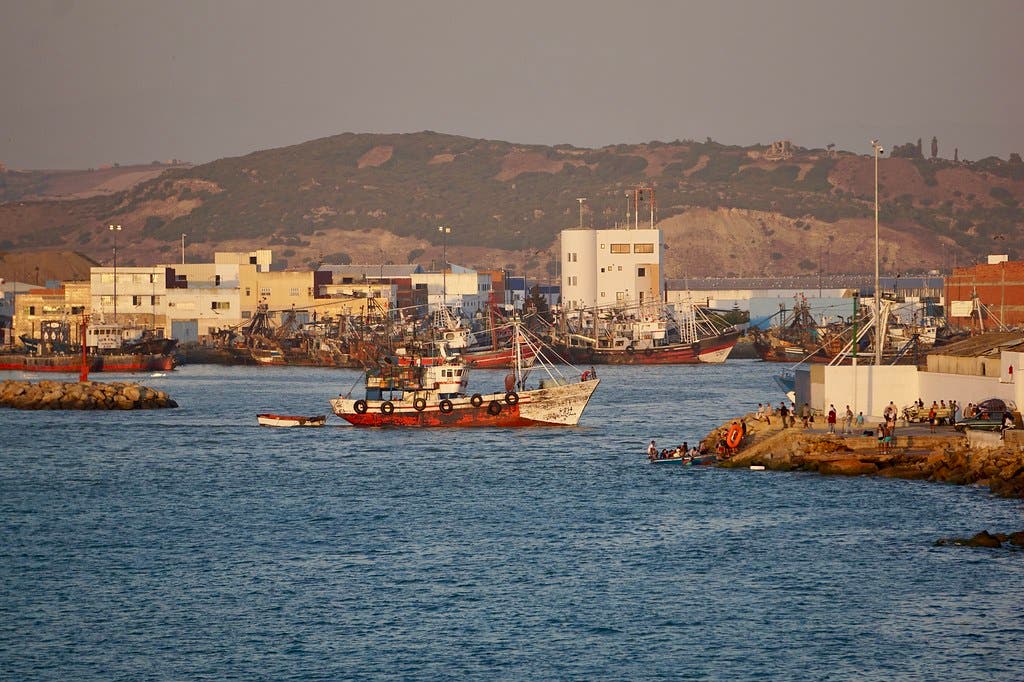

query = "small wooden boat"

[
  {"left": 257, "top": 413, "right": 327, "bottom": 427},
  {"left": 650, "top": 453, "right": 689, "bottom": 464}
]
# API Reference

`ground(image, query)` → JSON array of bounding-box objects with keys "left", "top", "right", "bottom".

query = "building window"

[
  {"left": 289, "top": 288, "right": 300, "bottom": 297},
  {"left": 151, "top": 296, "right": 160, "bottom": 305},
  {"left": 71, "top": 306, "right": 85, "bottom": 315},
  {"left": 211, "top": 301, "right": 230, "bottom": 310},
  {"left": 244, "top": 288, "right": 251, "bottom": 296},
  {"left": 242, "top": 311, "right": 252, "bottom": 319},
  {"left": 176, "top": 274, "right": 187, "bottom": 283},
  {"left": 616, "top": 292, "right": 625, "bottom": 301},
  {"left": 249, "top": 256, "right": 258, "bottom": 265},
  {"left": 634, "top": 243, "right": 655, "bottom": 253},
  {"left": 132, "top": 295, "right": 143, "bottom": 306},
  {"left": 610, "top": 243, "right": 630, "bottom": 254},
  {"left": 638, "top": 267, "right": 646, "bottom": 277},
  {"left": 215, "top": 275, "right": 222, "bottom": 286},
  {"left": 618, "top": 266, "right": 623, "bottom": 271},
  {"left": 259, "top": 288, "right": 271, "bottom": 296}
]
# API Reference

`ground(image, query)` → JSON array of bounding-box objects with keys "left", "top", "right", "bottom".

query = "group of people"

[
  {"left": 647, "top": 439, "right": 704, "bottom": 461},
  {"left": 755, "top": 401, "right": 865, "bottom": 434}
]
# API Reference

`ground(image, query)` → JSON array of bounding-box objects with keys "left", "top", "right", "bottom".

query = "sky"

[{"left": 1, "top": 0, "right": 1021, "bottom": 169}]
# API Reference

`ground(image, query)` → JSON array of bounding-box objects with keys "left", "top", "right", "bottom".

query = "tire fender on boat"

[
  {"left": 413, "top": 398, "right": 427, "bottom": 412},
  {"left": 504, "top": 391, "right": 519, "bottom": 406},
  {"left": 488, "top": 400, "right": 502, "bottom": 416},
  {"left": 381, "top": 401, "right": 395, "bottom": 415},
  {"left": 470, "top": 393, "right": 483, "bottom": 407},
  {"left": 439, "top": 399, "right": 454, "bottom": 414},
  {"left": 625, "top": 345, "right": 635, "bottom": 354},
  {"left": 354, "top": 399, "right": 368, "bottom": 414}
]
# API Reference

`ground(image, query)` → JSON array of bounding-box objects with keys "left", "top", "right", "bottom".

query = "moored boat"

[{"left": 257, "top": 413, "right": 327, "bottom": 427}]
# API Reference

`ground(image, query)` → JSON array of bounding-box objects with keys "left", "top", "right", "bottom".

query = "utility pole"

[
  {"left": 109, "top": 224, "right": 122, "bottom": 323},
  {"left": 871, "top": 140, "right": 884, "bottom": 366}
]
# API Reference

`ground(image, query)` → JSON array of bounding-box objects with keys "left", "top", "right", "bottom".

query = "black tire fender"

[
  {"left": 354, "top": 399, "right": 368, "bottom": 414},
  {"left": 488, "top": 400, "right": 502, "bottom": 416},
  {"left": 439, "top": 399, "right": 454, "bottom": 414},
  {"left": 505, "top": 391, "right": 519, "bottom": 405},
  {"left": 380, "top": 401, "right": 395, "bottom": 415},
  {"left": 470, "top": 393, "right": 483, "bottom": 407},
  {"left": 413, "top": 398, "right": 427, "bottom": 412}
]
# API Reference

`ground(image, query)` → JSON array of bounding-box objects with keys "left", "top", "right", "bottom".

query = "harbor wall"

[{"left": 803, "top": 365, "right": 919, "bottom": 418}]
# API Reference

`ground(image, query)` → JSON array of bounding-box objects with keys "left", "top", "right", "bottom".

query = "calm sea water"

[{"left": 1, "top": 360, "right": 1022, "bottom": 680}]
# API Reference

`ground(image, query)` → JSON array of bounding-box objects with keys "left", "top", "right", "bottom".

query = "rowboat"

[{"left": 257, "top": 413, "right": 327, "bottom": 427}]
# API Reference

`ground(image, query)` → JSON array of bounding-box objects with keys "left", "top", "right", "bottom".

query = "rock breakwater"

[
  {"left": 0, "top": 380, "right": 178, "bottom": 410},
  {"left": 707, "top": 415, "right": 1024, "bottom": 498}
]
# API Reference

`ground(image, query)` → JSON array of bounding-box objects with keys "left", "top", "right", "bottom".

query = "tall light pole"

[
  {"left": 438, "top": 225, "right": 450, "bottom": 311},
  {"left": 181, "top": 233, "right": 187, "bottom": 265},
  {"left": 109, "top": 224, "right": 122, "bottom": 324},
  {"left": 576, "top": 197, "right": 586, "bottom": 228},
  {"left": 871, "top": 140, "right": 883, "bottom": 366}
]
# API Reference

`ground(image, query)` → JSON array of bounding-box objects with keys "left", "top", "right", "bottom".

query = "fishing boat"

[
  {"left": 257, "top": 413, "right": 327, "bottom": 427},
  {"left": 0, "top": 322, "right": 176, "bottom": 373},
  {"left": 329, "top": 321, "right": 599, "bottom": 427},
  {"left": 551, "top": 300, "right": 739, "bottom": 365}
]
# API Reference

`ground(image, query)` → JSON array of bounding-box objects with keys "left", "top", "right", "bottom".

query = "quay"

[{"left": 707, "top": 415, "right": 1024, "bottom": 499}]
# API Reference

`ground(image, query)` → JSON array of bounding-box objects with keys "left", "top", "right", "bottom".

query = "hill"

[{"left": 0, "top": 132, "right": 1021, "bottom": 279}]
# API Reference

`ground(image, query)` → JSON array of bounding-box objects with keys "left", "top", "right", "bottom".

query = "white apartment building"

[
  {"left": 89, "top": 266, "right": 172, "bottom": 329},
  {"left": 161, "top": 261, "right": 248, "bottom": 342},
  {"left": 412, "top": 265, "right": 493, "bottom": 315},
  {"left": 560, "top": 227, "right": 663, "bottom": 311}
]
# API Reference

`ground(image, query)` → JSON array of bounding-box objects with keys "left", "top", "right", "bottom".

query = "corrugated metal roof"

[{"left": 929, "top": 332, "right": 1024, "bottom": 357}]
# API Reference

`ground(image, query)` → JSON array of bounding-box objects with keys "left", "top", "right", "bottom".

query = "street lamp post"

[
  {"left": 181, "top": 233, "right": 187, "bottom": 265},
  {"left": 438, "top": 225, "right": 450, "bottom": 310},
  {"left": 871, "top": 140, "right": 884, "bottom": 366},
  {"left": 109, "top": 224, "right": 122, "bottom": 323}
]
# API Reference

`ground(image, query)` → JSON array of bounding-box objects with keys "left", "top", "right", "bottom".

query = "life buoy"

[
  {"left": 725, "top": 423, "right": 743, "bottom": 448},
  {"left": 470, "top": 393, "right": 483, "bottom": 407},
  {"left": 413, "top": 398, "right": 427, "bottom": 412},
  {"left": 488, "top": 400, "right": 502, "bottom": 416},
  {"left": 504, "top": 391, "right": 519, "bottom": 405},
  {"left": 644, "top": 347, "right": 653, "bottom": 357},
  {"left": 381, "top": 401, "right": 395, "bottom": 415},
  {"left": 354, "top": 399, "right": 368, "bottom": 414},
  {"left": 439, "top": 399, "right": 454, "bottom": 414}
]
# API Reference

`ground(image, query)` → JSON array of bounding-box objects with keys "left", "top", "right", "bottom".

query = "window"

[
  {"left": 242, "top": 311, "right": 252, "bottom": 319},
  {"left": 259, "top": 288, "right": 271, "bottom": 296},
  {"left": 132, "top": 295, "right": 143, "bottom": 306},
  {"left": 100, "top": 295, "right": 113, "bottom": 306},
  {"left": 244, "top": 288, "right": 251, "bottom": 296},
  {"left": 634, "top": 243, "right": 655, "bottom": 253},
  {"left": 71, "top": 306, "right": 85, "bottom": 315},
  {"left": 618, "top": 266, "right": 623, "bottom": 271},
  {"left": 211, "top": 301, "right": 230, "bottom": 310},
  {"left": 289, "top": 288, "right": 300, "bottom": 297},
  {"left": 215, "top": 275, "right": 222, "bottom": 286},
  {"left": 610, "top": 243, "right": 630, "bottom": 254},
  {"left": 176, "top": 274, "right": 187, "bottom": 283},
  {"left": 616, "top": 292, "right": 625, "bottom": 301},
  {"left": 151, "top": 296, "right": 160, "bottom": 305},
  {"left": 249, "top": 256, "right": 258, "bottom": 265},
  {"left": 100, "top": 273, "right": 114, "bottom": 284},
  {"left": 638, "top": 267, "right": 646, "bottom": 277}
]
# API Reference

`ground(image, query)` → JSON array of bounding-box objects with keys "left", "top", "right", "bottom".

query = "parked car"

[{"left": 954, "top": 410, "right": 1011, "bottom": 432}]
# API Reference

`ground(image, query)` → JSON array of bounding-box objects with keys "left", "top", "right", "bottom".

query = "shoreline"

[{"left": 706, "top": 414, "right": 1024, "bottom": 498}]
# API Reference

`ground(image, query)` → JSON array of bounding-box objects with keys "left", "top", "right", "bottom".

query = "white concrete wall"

[
  {"left": 561, "top": 227, "right": 662, "bottom": 311},
  {"left": 821, "top": 364, "right": 920, "bottom": 419}
]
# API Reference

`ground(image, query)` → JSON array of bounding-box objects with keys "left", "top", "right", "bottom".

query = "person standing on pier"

[
  {"left": 843, "top": 405, "right": 854, "bottom": 434},
  {"left": 827, "top": 404, "right": 837, "bottom": 434}
]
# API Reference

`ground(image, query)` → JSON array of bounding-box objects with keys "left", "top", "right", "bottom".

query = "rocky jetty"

[
  {"left": 935, "top": 530, "right": 1024, "bottom": 549},
  {"left": 0, "top": 379, "right": 178, "bottom": 410},
  {"left": 706, "top": 415, "right": 1024, "bottom": 498}
]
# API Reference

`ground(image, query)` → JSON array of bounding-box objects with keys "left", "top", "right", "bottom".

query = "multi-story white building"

[
  {"left": 411, "top": 265, "right": 493, "bottom": 315},
  {"left": 89, "top": 266, "right": 173, "bottom": 330},
  {"left": 560, "top": 227, "right": 663, "bottom": 311}
]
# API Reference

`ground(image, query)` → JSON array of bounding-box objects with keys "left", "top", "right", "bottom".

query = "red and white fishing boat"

[
  {"left": 330, "top": 321, "right": 599, "bottom": 427},
  {"left": 257, "top": 413, "right": 327, "bottom": 427}
]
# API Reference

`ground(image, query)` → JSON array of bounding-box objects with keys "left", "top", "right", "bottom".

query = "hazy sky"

[{"left": 2, "top": 0, "right": 1021, "bottom": 169}]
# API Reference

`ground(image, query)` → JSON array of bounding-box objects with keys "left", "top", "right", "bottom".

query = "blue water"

[{"left": 1, "top": 361, "right": 1022, "bottom": 680}]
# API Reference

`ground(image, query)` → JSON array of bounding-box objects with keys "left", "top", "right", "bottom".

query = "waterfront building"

[
  {"left": 560, "top": 226, "right": 663, "bottom": 311},
  {"left": 410, "top": 265, "right": 493, "bottom": 316},
  {"left": 89, "top": 266, "right": 172, "bottom": 332},
  {"left": 945, "top": 256, "right": 1024, "bottom": 329},
  {"left": 796, "top": 331, "right": 1023, "bottom": 419}
]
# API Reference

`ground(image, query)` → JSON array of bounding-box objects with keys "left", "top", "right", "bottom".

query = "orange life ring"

[{"left": 725, "top": 423, "right": 743, "bottom": 449}]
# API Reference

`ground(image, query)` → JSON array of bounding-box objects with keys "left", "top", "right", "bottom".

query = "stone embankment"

[
  {"left": 708, "top": 415, "right": 1024, "bottom": 498},
  {"left": 0, "top": 380, "right": 178, "bottom": 410}
]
